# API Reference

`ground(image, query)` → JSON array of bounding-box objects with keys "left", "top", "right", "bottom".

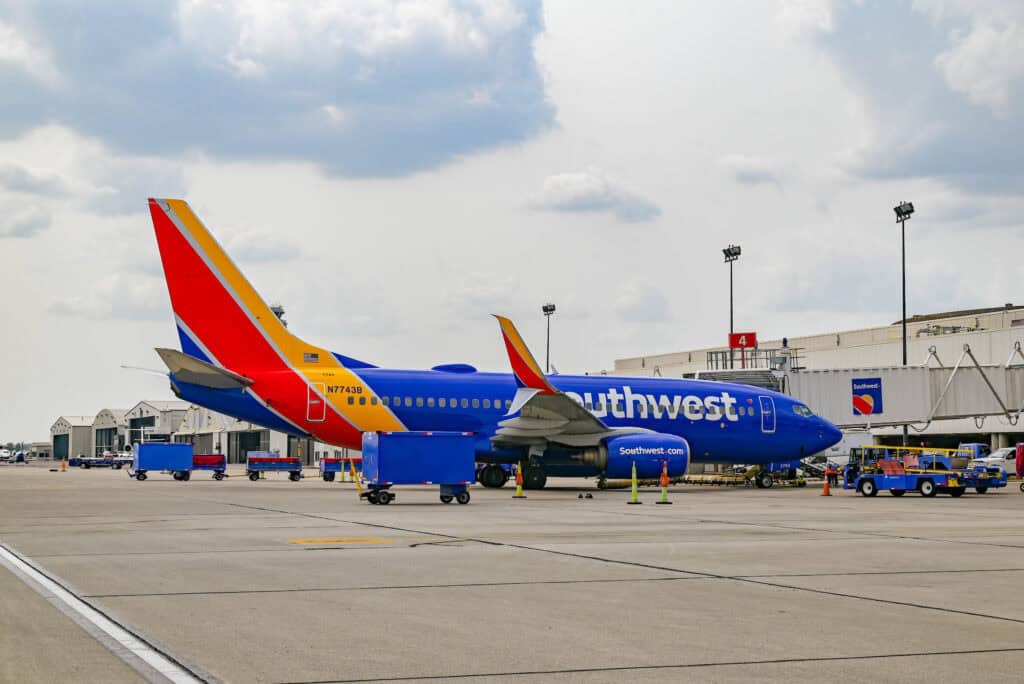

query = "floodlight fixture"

[
  {"left": 894, "top": 201, "right": 915, "bottom": 221},
  {"left": 722, "top": 244, "right": 742, "bottom": 262}
]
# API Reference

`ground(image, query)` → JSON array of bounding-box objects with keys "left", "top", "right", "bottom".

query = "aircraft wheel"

[
  {"left": 919, "top": 479, "right": 936, "bottom": 497},
  {"left": 480, "top": 465, "right": 507, "bottom": 488},
  {"left": 248, "top": 472, "right": 260, "bottom": 481},
  {"left": 456, "top": 491, "right": 471, "bottom": 505},
  {"left": 440, "top": 495, "right": 453, "bottom": 504},
  {"left": 523, "top": 466, "right": 547, "bottom": 490}
]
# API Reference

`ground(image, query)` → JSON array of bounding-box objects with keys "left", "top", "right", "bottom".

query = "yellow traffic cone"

[
  {"left": 656, "top": 461, "right": 672, "bottom": 504},
  {"left": 627, "top": 461, "right": 642, "bottom": 504},
  {"left": 513, "top": 464, "right": 527, "bottom": 499}
]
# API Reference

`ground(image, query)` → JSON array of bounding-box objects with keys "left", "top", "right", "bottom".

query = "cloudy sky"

[{"left": 2, "top": 0, "right": 1022, "bottom": 439}]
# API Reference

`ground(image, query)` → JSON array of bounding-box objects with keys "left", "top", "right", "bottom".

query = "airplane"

[{"left": 148, "top": 198, "right": 842, "bottom": 490}]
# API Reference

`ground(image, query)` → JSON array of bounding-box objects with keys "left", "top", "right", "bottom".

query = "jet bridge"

[{"left": 788, "top": 343, "right": 1024, "bottom": 431}]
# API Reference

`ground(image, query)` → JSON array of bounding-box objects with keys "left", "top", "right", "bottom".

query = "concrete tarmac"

[{"left": 1, "top": 464, "right": 1023, "bottom": 683}]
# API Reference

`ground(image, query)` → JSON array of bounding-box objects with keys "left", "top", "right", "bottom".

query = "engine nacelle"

[{"left": 580, "top": 433, "right": 690, "bottom": 479}]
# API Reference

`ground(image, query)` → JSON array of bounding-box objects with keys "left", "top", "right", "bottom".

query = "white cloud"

[
  {"left": 49, "top": 272, "right": 170, "bottom": 321},
  {"left": 614, "top": 282, "right": 670, "bottom": 323},
  {"left": 222, "top": 230, "right": 301, "bottom": 263},
  {"left": 0, "top": 163, "right": 69, "bottom": 195},
  {"left": 936, "top": 19, "right": 1024, "bottom": 116},
  {"left": 530, "top": 167, "right": 661, "bottom": 223},
  {"left": 0, "top": 20, "right": 60, "bottom": 86},
  {"left": 0, "top": 205, "right": 50, "bottom": 238},
  {"left": 718, "top": 154, "right": 783, "bottom": 187},
  {"left": 777, "top": 0, "right": 834, "bottom": 36}
]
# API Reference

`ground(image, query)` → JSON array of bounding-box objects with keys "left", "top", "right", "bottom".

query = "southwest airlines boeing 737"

[{"left": 148, "top": 198, "right": 841, "bottom": 489}]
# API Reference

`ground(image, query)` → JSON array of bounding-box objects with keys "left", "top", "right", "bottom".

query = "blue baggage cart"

[
  {"left": 361, "top": 431, "right": 476, "bottom": 505},
  {"left": 246, "top": 452, "right": 303, "bottom": 481},
  {"left": 131, "top": 443, "right": 193, "bottom": 481}
]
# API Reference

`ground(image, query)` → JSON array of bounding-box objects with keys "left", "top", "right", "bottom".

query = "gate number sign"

[{"left": 728, "top": 332, "right": 757, "bottom": 349}]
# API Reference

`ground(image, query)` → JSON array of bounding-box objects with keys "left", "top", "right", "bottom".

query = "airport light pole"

[
  {"left": 894, "top": 201, "right": 915, "bottom": 446},
  {"left": 723, "top": 245, "right": 741, "bottom": 368},
  {"left": 542, "top": 303, "right": 556, "bottom": 374}
]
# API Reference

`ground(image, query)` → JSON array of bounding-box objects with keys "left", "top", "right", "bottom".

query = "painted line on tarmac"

[
  {"left": 275, "top": 646, "right": 1024, "bottom": 683},
  {"left": 86, "top": 575, "right": 705, "bottom": 599},
  {"left": 0, "top": 544, "right": 209, "bottom": 684}
]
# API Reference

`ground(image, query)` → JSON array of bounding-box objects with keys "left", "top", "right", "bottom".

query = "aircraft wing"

[{"left": 491, "top": 316, "right": 647, "bottom": 449}]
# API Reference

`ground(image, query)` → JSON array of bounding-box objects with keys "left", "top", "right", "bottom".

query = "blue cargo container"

[
  {"left": 361, "top": 431, "right": 475, "bottom": 505},
  {"left": 132, "top": 443, "right": 193, "bottom": 481}
]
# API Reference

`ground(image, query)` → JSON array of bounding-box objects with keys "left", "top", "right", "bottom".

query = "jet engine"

[{"left": 578, "top": 433, "right": 690, "bottom": 479}]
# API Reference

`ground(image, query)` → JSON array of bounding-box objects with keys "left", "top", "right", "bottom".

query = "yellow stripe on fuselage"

[{"left": 165, "top": 199, "right": 404, "bottom": 431}]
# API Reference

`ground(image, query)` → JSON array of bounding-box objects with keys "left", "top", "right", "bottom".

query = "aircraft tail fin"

[
  {"left": 149, "top": 198, "right": 327, "bottom": 371},
  {"left": 493, "top": 315, "right": 557, "bottom": 394}
]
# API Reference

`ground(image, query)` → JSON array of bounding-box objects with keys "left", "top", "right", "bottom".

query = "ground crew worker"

[{"left": 825, "top": 464, "right": 838, "bottom": 488}]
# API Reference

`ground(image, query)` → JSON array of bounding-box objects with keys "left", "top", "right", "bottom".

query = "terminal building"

[{"left": 606, "top": 305, "right": 1024, "bottom": 449}]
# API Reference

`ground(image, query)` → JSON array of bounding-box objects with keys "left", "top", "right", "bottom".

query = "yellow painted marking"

[
  {"left": 164, "top": 199, "right": 403, "bottom": 431},
  {"left": 289, "top": 537, "right": 393, "bottom": 545}
]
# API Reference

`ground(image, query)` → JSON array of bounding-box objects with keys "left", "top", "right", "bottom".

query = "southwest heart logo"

[{"left": 852, "top": 394, "right": 874, "bottom": 415}]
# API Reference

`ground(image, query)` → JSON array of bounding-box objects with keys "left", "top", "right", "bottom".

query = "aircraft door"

[
  {"left": 758, "top": 396, "right": 776, "bottom": 434},
  {"left": 307, "top": 383, "right": 327, "bottom": 422}
]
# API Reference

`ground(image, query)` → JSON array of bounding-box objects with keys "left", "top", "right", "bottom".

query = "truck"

[
  {"left": 361, "top": 431, "right": 476, "bottom": 505},
  {"left": 845, "top": 447, "right": 1007, "bottom": 497}
]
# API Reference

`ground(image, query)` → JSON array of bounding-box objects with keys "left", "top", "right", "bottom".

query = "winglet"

[{"left": 493, "top": 315, "right": 557, "bottom": 394}]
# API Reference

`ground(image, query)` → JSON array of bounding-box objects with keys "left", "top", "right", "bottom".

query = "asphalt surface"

[{"left": 1, "top": 463, "right": 1023, "bottom": 683}]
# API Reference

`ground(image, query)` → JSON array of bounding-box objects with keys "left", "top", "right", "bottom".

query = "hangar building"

[
  {"left": 50, "top": 416, "right": 94, "bottom": 460},
  {"left": 125, "top": 400, "right": 189, "bottom": 445},
  {"left": 173, "top": 404, "right": 317, "bottom": 464},
  {"left": 92, "top": 409, "right": 128, "bottom": 456}
]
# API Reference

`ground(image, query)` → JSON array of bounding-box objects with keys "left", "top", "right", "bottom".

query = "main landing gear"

[{"left": 478, "top": 465, "right": 510, "bottom": 489}]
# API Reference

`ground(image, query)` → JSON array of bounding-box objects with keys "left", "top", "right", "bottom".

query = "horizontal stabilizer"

[{"left": 155, "top": 348, "right": 252, "bottom": 390}]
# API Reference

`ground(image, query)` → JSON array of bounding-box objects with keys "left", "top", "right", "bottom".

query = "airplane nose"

[{"left": 819, "top": 419, "right": 842, "bottom": 450}]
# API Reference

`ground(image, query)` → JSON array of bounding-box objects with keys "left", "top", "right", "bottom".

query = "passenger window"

[
  {"left": 439, "top": 397, "right": 447, "bottom": 408},
  {"left": 416, "top": 397, "right": 423, "bottom": 407},
  {"left": 427, "top": 397, "right": 435, "bottom": 407},
  {"left": 472, "top": 398, "right": 480, "bottom": 408},
  {"left": 461, "top": 398, "right": 469, "bottom": 408},
  {"left": 359, "top": 396, "right": 366, "bottom": 405},
  {"left": 495, "top": 398, "right": 502, "bottom": 408},
  {"left": 347, "top": 396, "right": 354, "bottom": 405},
  {"left": 404, "top": 397, "right": 412, "bottom": 407},
  {"left": 505, "top": 400, "right": 511, "bottom": 409},
  {"left": 393, "top": 396, "right": 401, "bottom": 406},
  {"left": 483, "top": 399, "right": 490, "bottom": 409},
  {"left": 371, "top": 397, "right": 378, "bottom": 406}
]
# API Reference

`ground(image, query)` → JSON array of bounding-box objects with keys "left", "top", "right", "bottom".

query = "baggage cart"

[
  {"left": 192, "top": 453, "right": 227, "bottom": 480},
  {"left": 131, "top": 443, "right": 193, "bottom": 481},
  {"left": 360, "top": 431, "right": 475, "bottom": 505},
  {"left": 245, "top": 452, "right": 303, "bottom": 481}
]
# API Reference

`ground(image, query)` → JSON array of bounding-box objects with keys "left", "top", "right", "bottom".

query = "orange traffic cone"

[
  {"left": 656, "top": 461, "right": 672, "bottom": 505},
  {"left": 60, "top": 458, "right": 66, "bottom": 472},
  {"left": 821, "top": 475, "right": 831, "bottom": 496},
  {"left": 513, "top": 464, "right": 527, "bottom": 499}
]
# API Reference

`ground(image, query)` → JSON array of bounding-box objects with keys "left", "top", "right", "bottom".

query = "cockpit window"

[{"left": 793, "top": 404, "right": 814, "bottom": 417}]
